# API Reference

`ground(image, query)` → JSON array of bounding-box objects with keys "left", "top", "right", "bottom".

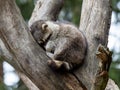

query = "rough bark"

[
  {"left": 0, "top": 0, "right": 118, "bottom": 90},
  {"left": 29, "top": 0, "right": 64, "bottom": 26},
  {"left": 0, "top": 0, "right": 84, "bottom": 90},
  {"left": 78, "top": 0, "right": 112, "bottom": 90},
  {"left": 106, "top": 79, "right": 120, "bottom": 90},
  {"left": 17, "top": 71, "right": 39, "bottom": 90}
]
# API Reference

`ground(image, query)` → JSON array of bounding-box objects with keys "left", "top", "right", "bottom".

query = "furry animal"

[{"left": 30, "top": 20, "right": 87, "bottom": 71}]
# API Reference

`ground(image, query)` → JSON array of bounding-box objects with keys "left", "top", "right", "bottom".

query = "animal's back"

[{"left": 48, "top": 22, "right": 87, "bottom": 70}]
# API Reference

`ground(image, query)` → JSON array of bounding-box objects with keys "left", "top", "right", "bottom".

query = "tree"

[{"left": 0, "top": 0, "right": 119, "bottom": 90}]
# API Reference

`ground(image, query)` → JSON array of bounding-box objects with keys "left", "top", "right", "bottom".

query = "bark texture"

[
  {"left": 29, "top": 0, "right": 64, "bottom": 26},
  {"left": 0, "top": 0, "right": 117, "bottom": 90},
  {"left": 77, "top": 0, "right": 112, "bottom": 89},
  {"left": 0, "top": 0, "right": 84, "bottom": 90}
]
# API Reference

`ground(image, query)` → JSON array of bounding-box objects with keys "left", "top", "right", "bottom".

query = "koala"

[{"left": 30, "top": 20, "right": 87, "bottom": 71}]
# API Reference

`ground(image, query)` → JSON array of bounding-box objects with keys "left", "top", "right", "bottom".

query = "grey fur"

[{"left": 30, "top": 20, "right": 87, "bottom": 71}]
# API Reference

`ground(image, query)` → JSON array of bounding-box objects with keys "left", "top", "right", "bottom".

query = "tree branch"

[
  {"left": 0, "top": 0, "right": 117, "bottom": 90},
  {"left": 29, "top": 0, "right": 64, "bottom": 26},
  {"left": 17, "top": 71, "right": 39, "bottom": 90},
  {"left": 0, "top": 0, "right": 84, "bottom": 90},
  {"left": 0, "top": 39, "right": 39, "bottom": 89},
  {"left": 106, "top": 79, "right": 120, "bottom": 90},
  {"left": 77, "top": 0, "right": 112, "bottom": 89}
]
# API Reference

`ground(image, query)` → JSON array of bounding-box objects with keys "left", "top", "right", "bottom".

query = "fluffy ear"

[{"left": 42, "top": 23, "right": 48, "bottom": 30}]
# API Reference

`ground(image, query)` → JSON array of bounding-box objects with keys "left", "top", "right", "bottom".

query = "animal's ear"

[{"left": 42, "top": 23, "right": 48, "bottom": 30}]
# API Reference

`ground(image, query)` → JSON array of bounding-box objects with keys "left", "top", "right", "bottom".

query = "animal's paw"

[{"left": 47, "top": 60, "right": 63, "bottom": 70}]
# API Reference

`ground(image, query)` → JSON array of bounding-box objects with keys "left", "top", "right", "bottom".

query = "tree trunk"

[
  {"left": 77, "top": 0, "right": 112, "bottom": 90},
  {"left": 0, "top": 0, "right": 118, "bottom": 90},
  {"left": 0, "top": 0, "right": 84, "bottom": 90}
]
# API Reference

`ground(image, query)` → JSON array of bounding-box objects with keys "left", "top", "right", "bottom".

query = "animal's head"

[{"left": 30, "top": 20, "right": 52, "bottom": 45}]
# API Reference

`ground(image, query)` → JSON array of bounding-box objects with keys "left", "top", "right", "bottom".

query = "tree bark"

[
  {"left": 0, "top": 0, "right": 118, "bottom": 90},
  {"left": 77, "top": 0, "right": 112, "bottom": 90},
  {"left": 0, "top": 0, "right": 84, "bottom": 90},
  {"left": 29, "top": 0, "right": 64, "bottom": 26}
]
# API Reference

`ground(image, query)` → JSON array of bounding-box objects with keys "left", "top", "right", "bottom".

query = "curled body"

[{"left": 30, "top": 20, "right": 87, "bottom": 71}]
